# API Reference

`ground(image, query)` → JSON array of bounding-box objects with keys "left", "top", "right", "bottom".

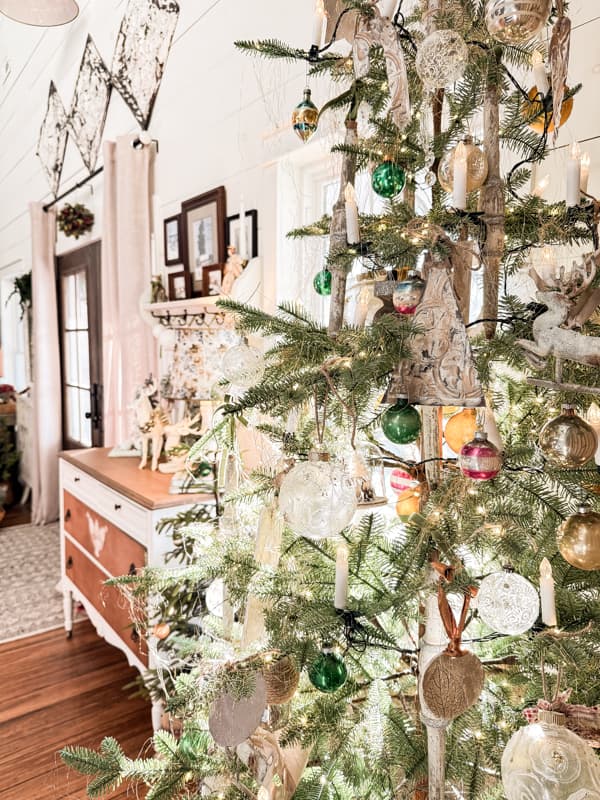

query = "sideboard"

[{"left": 59, "top": 447, "right": 213, "bottom": 730}]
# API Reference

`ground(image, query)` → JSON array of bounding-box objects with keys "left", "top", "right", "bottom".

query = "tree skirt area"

[{"left": 0, "top": 523, "right": 65, "bottom": 642}]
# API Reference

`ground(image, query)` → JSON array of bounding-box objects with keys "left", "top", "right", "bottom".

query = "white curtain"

[
  {"left": 102, "top": 136, "right": 156, "bottom": 446},
  {"left": 30, "top": 202, "right": 60, "bottom": 525}
]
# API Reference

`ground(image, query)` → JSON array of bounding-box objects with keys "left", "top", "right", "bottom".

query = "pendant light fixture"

[{"left": 0, "top": 0, "right": 79, "bottom": 27}]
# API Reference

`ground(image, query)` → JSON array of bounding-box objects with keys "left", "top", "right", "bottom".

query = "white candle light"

[
  {"left": 334, "top": 543, "right": 349, "bottom": 610},
  {"left": 531, "top": 50, "right": 549, "bottom": 96},
  {"left": 566, "top": 142, "right": 582, "bottom": 207},
  {"left": 453, "top": 141, "right": 468, "bottom": 210},
  {"left": 580, "top": 152, "right": 591, "bottom": 195},
  {"left": 379, "top": 0, "right": 397, "bottom": 18},
  {"left": 539, "top": 557, "right": 557, "bottom": 627},
  {"left": 344, "top": 182, "right": 360, "bottom": 244},
  {"left": 532, "top": 174, "right": 549, "bottom": 198},
  {"left": 238, "top": 195, "right": 248, "bottom": 259},
  {"left": 311, "top": 0, "right": 325, "bottom": 48}
]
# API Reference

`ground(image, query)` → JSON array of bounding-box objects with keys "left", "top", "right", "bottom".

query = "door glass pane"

[
  {"left": 65, "top": 332, "right": 78, "bottom": 385},
  {"left": 79, "top": 389, "right": 92, "bottom": 447},
  {"left": 66, "top": 386, "right": 80, "bottom": 443},
  {"left": 62, "top": 274, "right": 77, "bottom": 330},
  {"left": 77, "top": 331, "right": 90, "bottom": 389},
  {"left": 76, "top": 271, "right": 88, "bottom": 328}
]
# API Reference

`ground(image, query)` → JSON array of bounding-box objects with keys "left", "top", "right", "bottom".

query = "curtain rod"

[{"left": 42, "top": 136, "right": 158, "bottom": 212}]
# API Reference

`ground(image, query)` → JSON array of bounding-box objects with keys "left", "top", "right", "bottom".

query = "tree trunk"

[{"left": 328, "top": 120, "right": 358, "bottom": 335}]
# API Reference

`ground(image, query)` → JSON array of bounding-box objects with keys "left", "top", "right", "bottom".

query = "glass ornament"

[
  {"left": 277, "top": 454, "right": 357, "bottom": 540},
  {"left": 196, "top": 461, "right": 213, "bottom": 478},
  {"left": 308, "top": 648, "right": 348, "bottom": 693},
  {"left": 501, "top": 710, "right": 600, "bottom": 800},
  {"left": 558, "top": 505, "right": 600, "bottom": 571},
  {"left": 438, "top": 137, "right": 489, "bottom": 194},
  {"left": 222, "top": 343, "right": 265, "bottom": 388},
  {"left": 477, "top": 570, "right": 540, "bottom": 635},
  {"left": 390, "top": 467, "right": 418, "bottom": 495},
  {"left": 444, "top": 408, "right": 478, "bottom": 454},
  {"left": 485, "top": 0, "right": 552, "bottom": 45},
  {"left": 371, "top": 159, "right": 406, "bottom": 198},
  {"left": 381, "top": 399, "right": 421, "bottom": 445},
  {"left": 178, "top": 729, "right": 207, "bottom": 760},
  {"left": 313, "top": 268, "right": 332, "bottom": 296},
  {"left": 395, "top": 485, "right": 422, "bottom": 520},
  {"left": 292, "top": 88, "right": 319, "bottom": 143},
  {"left": 524, "top": 85, "right": 574, "bottom": 134},
  {"left": 0, "top": 0, "right": 79, "bottom": 26},
  {"left": 415, "top": 29, "right": 469, "bottom": 91},
  {"left": 539, "top": 406, "right": 598, "bottom": 469},
  {"left": 392, "top": 271, "right": 426, "bottom": 315},
  {"left": 459, "top": 431, "right": 502, "bottom": 480}
]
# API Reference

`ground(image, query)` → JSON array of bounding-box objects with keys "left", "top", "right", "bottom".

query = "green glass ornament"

[
  {"left": 381, "top": 399, "right": 421, "bottom": 444},
  {"left": 292, "top": 88, "right": 319, "bottom": 143},
  {"left": 178, "top": 729, "right": 206, "bottom": 760},
  {"left": 313, "top": 268, "right": 332, "bottom": 296},
  {"left": 308, "top": 647, "right": 348, "bottom": 693},
  {"left": 371, "top": 159, "right": 406, "bottom": 198},
  {"left": 197, "top": 461, "right": 213, "bottom": 477}
]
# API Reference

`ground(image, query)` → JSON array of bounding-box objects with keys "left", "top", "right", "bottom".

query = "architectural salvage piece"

[
  {"left": 387, "top": 258, "right": 484, "bottom": 407},
  {"left": 353, "top": 8, "right": 410, "bottom": 131},
  {"left": 111, "top": 0, "right": 180, "bottom": 129},
  {"left": 68, "top": 36, "right": 112, "bottom": 172},
  {"left": 37, "top": 82, "right": 69, "bottom": 197}
]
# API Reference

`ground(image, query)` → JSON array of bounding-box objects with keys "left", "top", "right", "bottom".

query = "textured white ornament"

[
  {"left": 222, "top": 344, "right": 265, "bottom": 388},
  {"left": 415, "top": 29, "right": 469, "bottom": 91},
  {"left": 278, "top": 458, "right": 357, "bottom": 540},
  {"left": 502, "top": 713, "right": 600, "bottom": 800},
  {"left": 477, "top": 571, "right": 539, "bottom": 635}
]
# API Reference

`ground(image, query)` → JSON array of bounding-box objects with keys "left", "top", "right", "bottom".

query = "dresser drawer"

[
  {"left": 63, "top": 491, "right": 146, "bottom": 578},
  {"left": 64, "top": 538, "right": 148, "bottom": 667}
]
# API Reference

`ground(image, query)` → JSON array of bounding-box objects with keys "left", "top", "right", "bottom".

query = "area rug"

[{"left": 0, "top": 523, "right": 65, "bottom": 643}]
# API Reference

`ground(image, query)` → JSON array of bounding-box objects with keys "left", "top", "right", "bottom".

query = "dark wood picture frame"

[
  {"left": 168, "top": 270, "right": 191, "bottom": 301},
  {"left": 202, "top": 265, "right": 224, "bottom": 298},
  {"left": 226, "top": 209, "right": 258, "bottom": 259},
  {"left": 163, "top": 214, "right": 182, "bottom": 266},
  {"left": 181, "top": 186, "right": 226, "bottom": 297}
]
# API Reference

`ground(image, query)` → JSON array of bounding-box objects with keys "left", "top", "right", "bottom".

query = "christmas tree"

[{"left": 61, "top": 1, "right": 600, "bottom": 798}]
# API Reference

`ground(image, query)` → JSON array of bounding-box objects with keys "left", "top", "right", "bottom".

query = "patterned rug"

[{"left": 0, "top": 523, "right": 65, "bottom": 642}]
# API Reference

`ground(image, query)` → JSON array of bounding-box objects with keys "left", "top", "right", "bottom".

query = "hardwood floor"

[{"left": 0, "top": 622, "right": 152, "bottom": 798}]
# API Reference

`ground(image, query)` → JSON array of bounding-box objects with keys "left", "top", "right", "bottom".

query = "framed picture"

[
  {"left": 202, "top": 265, "right": 223, "bottom": 297},
  {"left": 168, "top": 270, "right": 191, "bottom": 301},
  {"left": 226, "top": 209, "right": 258, "bottom": 259},
  {"left": 163, "top": 214, "right": 182, "bottom": 266},
  {"left": 181, "top": 186, "right": 226, "bottom": 296}
]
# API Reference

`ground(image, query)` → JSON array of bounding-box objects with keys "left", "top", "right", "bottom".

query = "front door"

[{"left": 57, "top": 241, "right": 103, "bottom": 449}]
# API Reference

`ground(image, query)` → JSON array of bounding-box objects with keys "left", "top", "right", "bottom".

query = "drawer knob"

[
  {"left": 73, "top": 476, "right": 80, "bottom": 483},
  {"left": 130, "top": 629, "right": 140, "bottom": 644},
  {"left": 64, "top": 509, "right": 71, "bottom": 522},
  {"left": 128, "top": 563, "right": 137, "bottom": 576},
  {"left": 114, "top": 503, "right": 122, "bottom": 511},
  {"left": 66, "top": 556, "right": 73, "bottom": 570}
]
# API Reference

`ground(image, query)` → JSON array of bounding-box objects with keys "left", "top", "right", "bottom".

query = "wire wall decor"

[{"left": 37, "top": 0, "right": 180, "bottom": 197}]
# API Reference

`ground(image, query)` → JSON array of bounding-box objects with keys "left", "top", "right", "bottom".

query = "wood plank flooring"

[{"left": 0, "top": 622, "right": 152, "bottom": 798}]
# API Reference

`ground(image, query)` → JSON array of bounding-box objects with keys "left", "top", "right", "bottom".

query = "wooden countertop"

[{"left": 60, "top": 448, "right": 214, "bottom": 510}]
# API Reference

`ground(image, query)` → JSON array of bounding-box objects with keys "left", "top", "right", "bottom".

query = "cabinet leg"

[
  {"left": 63, "top": 589, "right": 73, "bottom": 638},
  {"left": 151, "top": 700, "right": 164, "bottom": 733}
]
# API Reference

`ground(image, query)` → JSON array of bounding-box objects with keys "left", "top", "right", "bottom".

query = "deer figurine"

[
  {"left": 159, "top": 414, "right": 202, "bottom": 474},
  {"left": 133, "top": 380, "right": 171, "bottom": 471}
]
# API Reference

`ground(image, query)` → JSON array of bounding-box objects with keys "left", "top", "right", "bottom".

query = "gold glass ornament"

[
  {"left": 437, "top": 137, "right": 488, "bottom": 194},
  {"left": 558, "top": 505, "right": 600, "bottom": 571},
  {"left": 395, "top": 484, "right": 422, "bottom": 520},
  {"left": 539, "top": 405, "right": 598, "bottom": 468},
  {"left": 262, "top": 654, "right": 300, "bottom": 705},
  {"left": 444, "top": 408, "right": 477, "bottom": 454},
  {"left": 523, "top": 85, "right": 573, "bottom": 134},
  {"left": 485, "top": 0, "right": 552, "bottom": 45},
  {"left": 152, "top": 622, "right": 170, "bottom": 640},
  {"left": 292, "top": 88, "right": 319, "bottom": 143}
]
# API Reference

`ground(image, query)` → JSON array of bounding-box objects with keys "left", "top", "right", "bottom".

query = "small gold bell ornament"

[
  {"left": 557, "top": 505, "right": 600, "bottom": 571},
  {"left": 501, "top": 709, "right": 600, "bottom": 799}
]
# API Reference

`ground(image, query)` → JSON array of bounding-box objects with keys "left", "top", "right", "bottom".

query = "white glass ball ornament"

[
  {"left": 501, "top": 710, "right": 600, "bottom": 800},
  {"left": 485, "top": 0, "right": 552, "bottom": 45},
  {"left": 477, "top": 570, "right": 540, "bottom": 635},
  {"left": 278, "top": 454, "right": 357, "bottom": 540},
  {"left": 415, "top": 29, "right": 469, "bottom": 91},
  {"left": 221, "top": 343, "right": 265, "bottom": 388}
]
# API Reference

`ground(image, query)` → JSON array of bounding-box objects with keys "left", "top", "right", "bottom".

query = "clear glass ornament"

[
  {"left": 459, "top": 431, "right": 502, "bottom": 480},
  {"left": 558, "top": 505, "right": 600, "bottom": 571},
  {"left": 415, "top": 29, "right": 469, "bottom": 91},
  {"left": 222, "top": 343, "right": 265, "bottom": 388},
  {"left": 540, "top": 406, "right": 598, "bottom": 469},
  {"left": 438, "top": 137, "right": 489, "bottom": 194},
  {"left": 392, "top": 271, "right": 426, "bottom": 315},
  {"left": 278, "top": 454, "right": 357, "bottom": 539},
  {"left": 485, "top": 0, "right": 552, "bottom": 45},
  {"left": 477, "top": 570, "right": 540, "bottom": 635},
  {"left": 501, "top": 711, "right": 600, "bottom": 800}
]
